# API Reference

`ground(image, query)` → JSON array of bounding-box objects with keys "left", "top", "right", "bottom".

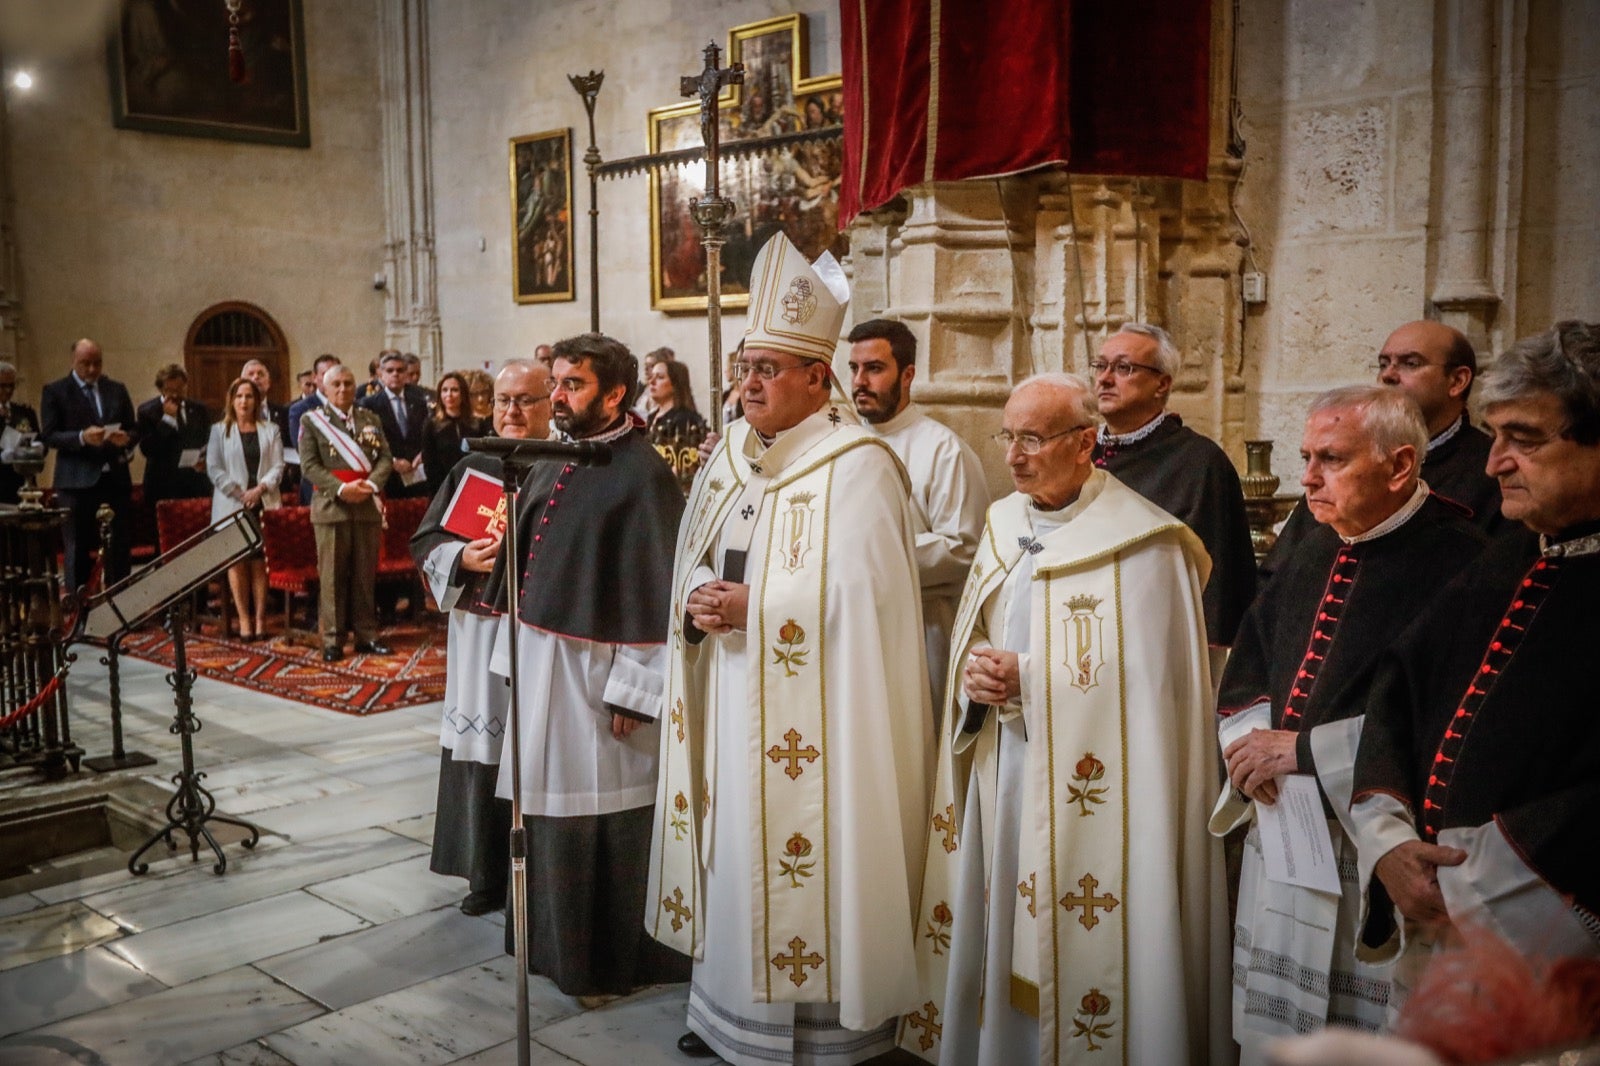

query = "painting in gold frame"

[
  {"left": 509, "top": 128, "right": 575, "bottom": 304},
  {"left": 648, "top": 13, "right": 847, "bottom": 313}
]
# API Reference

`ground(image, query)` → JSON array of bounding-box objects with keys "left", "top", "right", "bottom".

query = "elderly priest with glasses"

[
  {"left": 903, "top": 372, "right": 1229, "bottom": 1066},
  {"left": 647, "top": 232, "right": 933, "bottom": 1064}
]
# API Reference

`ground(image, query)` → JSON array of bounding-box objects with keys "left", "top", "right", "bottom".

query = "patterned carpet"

[{"left": 119, "top": 618, "right": 448, "bottom": 715}]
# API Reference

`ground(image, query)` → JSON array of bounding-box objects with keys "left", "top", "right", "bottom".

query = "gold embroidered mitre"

[{"left": 743, "top": 231, "right": 850, "bottom": 364}]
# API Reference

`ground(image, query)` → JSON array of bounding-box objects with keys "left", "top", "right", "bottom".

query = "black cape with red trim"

[
  {"left": 1093, "top": 414, "right": 1257, "bottom": 645},
  {"left": 1219, "top": 494, "right": 1484, "bottom": 780},
  {"left": 1354, "top": 520, "right": 1600, "bottom": 915},
  {"left": 480, "top": 424, "right": 683, "bottom": 645},
  {"left": 1263, "top": 422, "right": 1505, "bottom": 583}
]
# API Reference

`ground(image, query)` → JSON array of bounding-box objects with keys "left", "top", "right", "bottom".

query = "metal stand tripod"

[{"left": 126, "top": 599, "right": 260, "bottom": 876}]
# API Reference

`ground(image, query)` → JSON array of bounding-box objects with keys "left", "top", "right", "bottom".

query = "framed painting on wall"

[
  {"left": 509, "top": 128, "right": 576, "bottom": 305},
  {"left": 648, "top": 13, "right": 847, "bottom": 313},
  {"left": 107, "top": 0, "right": 311, "bottom": 147}
]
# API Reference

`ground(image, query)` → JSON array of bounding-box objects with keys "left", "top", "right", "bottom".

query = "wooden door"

[{"left": 182, "top": 302, "right": 290, "bottom": 416}]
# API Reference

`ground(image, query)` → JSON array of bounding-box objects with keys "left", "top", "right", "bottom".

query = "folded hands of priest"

[
  {"left": 1223, "top": 728, "right": 1300, "bottom": 804},
  {"left": 963, "top": 646, "right": 1020, "bottom": 705},
  {"left": 686, "top": 579, "right": 749, "bottom": 634}
]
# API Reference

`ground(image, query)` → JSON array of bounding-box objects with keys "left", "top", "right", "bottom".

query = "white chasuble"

[
  {"left": 647, "top": 409, "right": 934, "bottom": 1046},
  {"left": 902, "top": 471, "right": 1233, "bottom": 1066}
]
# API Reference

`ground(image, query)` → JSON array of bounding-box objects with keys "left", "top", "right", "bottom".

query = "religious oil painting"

[
  {"left": 509, "top": 128, "right": 576, "bottom": 305},
  {"left": 649, "top": 13, "right": 848, "bottom": 313},
  {"left": 108, "top": 0, "right": 311, "bottom": 147}
]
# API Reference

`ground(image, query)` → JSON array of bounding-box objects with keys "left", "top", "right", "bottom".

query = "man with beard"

[
  {"left": 1263, "top": 320, "right": 1504, "bottom": 580},
  {"left": 411, "top": 359, "right": 549, "bottom": 916},
  {"left": 847, "top": 317, "right": 989, "bottom": 718},
  {"left": 483, "top": 333, "right": 690, "bottom": 1003},
  {"left": 1090, "top": 323, "right": 1256, "bottom": 655},
  {"left": 1352, "top": 320, "right": 1600, "bottom": 1014},
  {"left": 648, "top": 233, "right": 933, "bottom": 1064},
  {"left": 1211, "top": 386, "right": 1484, "bottom": 1061}
]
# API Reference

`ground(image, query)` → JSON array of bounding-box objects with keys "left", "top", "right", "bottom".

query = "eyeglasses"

[
  {"left": 991, "top": 425, "right": 1092, "bottom": 455},
  {"left": 732, "top": 360, "right": 810, "bottom": 382},
  {"left": 1372, "top": 354, "right": 1446, "bottom": 373},
  {"left": 1088, "top": 358, "right": 1164, "bottom": 378},
  {"left": 493, "top": 394, "right": 550, "bottom": 410}
]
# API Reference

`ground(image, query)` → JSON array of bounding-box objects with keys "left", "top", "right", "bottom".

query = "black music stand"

[{"left": 73, "top": 509, "right": 265, "bottom": 875}]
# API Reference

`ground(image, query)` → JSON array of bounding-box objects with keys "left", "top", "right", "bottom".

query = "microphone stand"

[{"left": 497, "top": 453, "right": 534, "bottom": 1066}]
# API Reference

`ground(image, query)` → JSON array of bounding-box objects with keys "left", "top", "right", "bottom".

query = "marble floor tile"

[
  {"left": 252, "top": 775, "right": 439, "bottom": 842},
  {"left": 84, "top": 827, "right": 426, "bottom": 932},
  {"left": 106, "top": 891, "right": 367, "bottom": 986},
  {"left": 449, "top": 1038, "right": 582, "bottom": 1064},
  {"left": 184, "top": 1042, "right": 296, "bottom": 1065},
  {"left": 531, "top": 985, "right": 696, "bottom": 1066},
  {"left": 0, "top": 892, "right": 44, "bottom": 919},
  {"left": 305, "top": 854, "right": 463, "bottom": 923},
  {"left": 28, "top": 834, "right": 294, "bottom": 907},
  {"left": 255, "top": 905, "right": 502, "bottom": 1011},
  {"left": 0, "top": 901, "right": 125, "bottom": 972},
  {"left": 206, "top": 767, "right": 366, "bottom": 815},
  {"left": 262, "top": 957, "right": 574, "bottom": 1066},
  {"left": 0, "top": 964, "right": 322, "bottom": 1066},
  {"left": 0, "top": 945, "right": 166, "bottom": 1038},
  {"left": 299, "top": 727, "right": 438, "bottom": 765},
  {"left": 386, "top": 811, "right": 436, "bottom": 845},
  {"left": 334, "top": 748, "right": 441, "bottom": 787}
]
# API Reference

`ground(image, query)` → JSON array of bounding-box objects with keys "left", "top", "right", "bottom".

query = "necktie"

[
  {"left": 392, "top": 393, "right": 409, "bottom": 436},
  {"left": 84, "top": 383, "right": 103, "bottom": 419}
]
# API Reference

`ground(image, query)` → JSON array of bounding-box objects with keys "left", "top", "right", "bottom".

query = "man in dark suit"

[
  {"left": 243, "top": 358, "right": 295, "bottom": 497},
  {"left": 41, "top": 338, "right": 138, "bottom": 591},
  {"left": 137, "top": 363, "right": 212, "bottom": 503},
  {"left": 0, "top": 361, "right": 42, "bottom": 505},
  {"left": 359, "top": 350, "right": 430, "bottom": 499}
]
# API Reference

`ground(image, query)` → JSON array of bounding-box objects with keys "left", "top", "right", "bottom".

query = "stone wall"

[{"left": 3, "top": 1, "right": 386, "bottom": 412}]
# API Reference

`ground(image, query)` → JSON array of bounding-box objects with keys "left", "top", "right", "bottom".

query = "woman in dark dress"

[
  {"left": 421, "top": 371, "right": 492, "bottom": 500},
  {"left": 645, "top": 359, "right": 707, "bottom": 440}
]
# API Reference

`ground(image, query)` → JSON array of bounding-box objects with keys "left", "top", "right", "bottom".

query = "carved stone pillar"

[
  {"left": 0, "top": 82, "right": 22, "bottom": 365},
  {"left": 377, "top": 0, "right": 442, "bottom": 378}
]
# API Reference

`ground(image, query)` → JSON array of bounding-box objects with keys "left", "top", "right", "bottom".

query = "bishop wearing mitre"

[
  {"left": 646, "top": 232, "right": 934, "bottom": 1065},
  {"left": 901, "top": 373, "right": 1231, "bottom": 1065}
]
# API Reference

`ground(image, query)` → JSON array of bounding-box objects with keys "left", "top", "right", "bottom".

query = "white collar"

[
  {"left": 1427, "top": 414, "right": 1464, "bottom": 452},
  {"left": 1342, "top": 481, "right": 1429, "bottom": 545},
  {"left": 865, "top": 401, "right": 923, "bottom": 436},
  {"left": 1097, "top": 410, "right": 1169, "bottom": 447},
  {"left": 1028, "top": 468, "right": 1108, "bottom": 537}
]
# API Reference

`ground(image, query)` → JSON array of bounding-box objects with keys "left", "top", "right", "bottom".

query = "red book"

[{"left": 442, "top": 467, "right": 508, "bottom": 541}]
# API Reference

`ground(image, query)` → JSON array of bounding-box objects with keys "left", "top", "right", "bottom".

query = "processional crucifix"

[{"left": 680, "top": 42, "right": 743, "bottom": 435}]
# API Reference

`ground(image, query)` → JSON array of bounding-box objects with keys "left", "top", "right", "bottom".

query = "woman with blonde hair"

[{"left": 206, "top": 377, "right": 283, "bottom": 640}]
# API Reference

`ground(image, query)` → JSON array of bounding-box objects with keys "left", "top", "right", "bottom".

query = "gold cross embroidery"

[
  {"left": 771, "top": 935, "right": 823, "bottom": 987},
  {"left": 932, "top": 804, "right": 958, "bottom": 853},
  {"left": 670, "top": 698, "right": 685, "bottom": 743},
  {"left": 1059, "top": 872, "right": 1120, "bottom": 931},
  {"left": 1018, "top": 872, "right": 1037, "bottom": 918},
  {"left": 765, "top": 728, "right": 820, "bottom": 780},
  {"left": 477, "top": 497, "right": 508, "bottom": 538},
  {"left": 662, "top": 886, "right": 692, "bottom": 933},
  {"left": 905, "top": 1001, "right": 942, "bottom": 1051}
]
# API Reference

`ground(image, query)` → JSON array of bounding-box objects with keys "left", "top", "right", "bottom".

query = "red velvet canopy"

[{"left": 839, "top": 0, "right": 1214, "bottom": 225}]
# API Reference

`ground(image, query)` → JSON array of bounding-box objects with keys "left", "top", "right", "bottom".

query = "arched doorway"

[{"left": 183, "top": 302, "right": 290, "bottom": 413}]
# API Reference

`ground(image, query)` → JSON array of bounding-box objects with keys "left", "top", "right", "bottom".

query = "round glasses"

[{"left": 991, "top": 425, "right": 1092, "bottom": 455}]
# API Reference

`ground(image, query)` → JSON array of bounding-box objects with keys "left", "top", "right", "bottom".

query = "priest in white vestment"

[
  {"left": 646, "top": 233, "right": 934, "bottom": 1064},
  {"left": 411, "top": 360, "right": 550, "bottom": 916},
  {"left": 846, "top": 318, "right": 990, "bottom": 720},
  {"left": 901, "top": 373, "right": 1232, "bottom": 1066}
]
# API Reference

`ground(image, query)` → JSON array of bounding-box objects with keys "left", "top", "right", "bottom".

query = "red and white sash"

[{"left": 304, "top": 406, "right": 373, "bottom": 483}]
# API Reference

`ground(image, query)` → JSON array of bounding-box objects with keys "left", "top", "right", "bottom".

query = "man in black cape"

[
  {"left": 1263, "top": 320, "right": 1504, "bottom": 583},
  {"left": 482, "top": 333, "right": 690, "bottom": 1002},
  {"left": 1351, "top": 319, "right": 1600, "bottom": 1014},
  {"left": 1091, "top": 322, "right": 1257, "bottom": 650},
  {"left": 1211, "top": 385, "right": 1484, "bottom": 1057},
  {"left": 409, "top": 359, "right": 549, "bottom": 916}
]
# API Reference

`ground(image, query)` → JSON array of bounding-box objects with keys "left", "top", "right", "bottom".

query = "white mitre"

[{"left": 743, "top": 231, "right": 850, "bottom": 364}]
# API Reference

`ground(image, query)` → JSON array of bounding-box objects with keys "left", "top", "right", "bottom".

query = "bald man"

[{"left": 1264, "top": 320, "right": 1503, "bottom": 581}]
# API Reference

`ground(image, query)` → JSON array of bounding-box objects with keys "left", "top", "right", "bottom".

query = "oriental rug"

[{"left": 119, "top": 619, "right": 448, "bottom": 716}]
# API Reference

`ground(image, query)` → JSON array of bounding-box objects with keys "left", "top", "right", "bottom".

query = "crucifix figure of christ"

[{"left": 679, "top": 42, "right": 743, "bottom": 435}]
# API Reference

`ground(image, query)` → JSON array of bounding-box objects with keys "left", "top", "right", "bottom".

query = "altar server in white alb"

[
  {"left": 647, "top": 232, "right": 934, "bottom": 1064},
  {"left": 902, "top": 373, "right": 1230, "bottom": 1066},
  {"left": 409, "top": 360, "right": 550, "bottom": 917},
  {"left": 847, "top": 317, "right": 990, "bottom": 718}
]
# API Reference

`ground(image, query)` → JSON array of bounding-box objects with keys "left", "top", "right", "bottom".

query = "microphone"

[{"left": 465, "top": 437, "right": 613, "bottom": 466}]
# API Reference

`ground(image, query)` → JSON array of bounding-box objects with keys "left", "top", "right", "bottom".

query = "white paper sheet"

[
  {"left": 0, "top": 426, "right": 29, "bottom": 452},
  {"left": 283, "top": 447, "right": 300, "bottom": 465},
  {"left": 179, "top": 447, "right": 203, "bottom": 467},
  {"left": 401, "top": 460, "right": 426, "bottom": 486},
  {"left": 1256, "top": 773, "right": 1342, "bottom": 895}
]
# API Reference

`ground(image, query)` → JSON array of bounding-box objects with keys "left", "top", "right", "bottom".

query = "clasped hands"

[
  {"left": 686, "top": 579, "right": 749, "bottom": 634},
  {"left": 962, "top": 647, "right": 1021, "bottom": 705},
  {"left": 82, "top": 425, "right": 130, "bottom": 448},
  {"left": 336, "top": 479, "right": 376, "bottom": 503},
  {"left": 1223, "top": 728, "right": 1299, "bottom": 805}
]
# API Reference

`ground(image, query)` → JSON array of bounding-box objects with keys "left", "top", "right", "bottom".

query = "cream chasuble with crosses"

[
  {"left": 900, "top": 471, "right": 1233, "bottom": 1065},
  {"left": 647, "top": 408, "right": 935, "bottom": 1035}
]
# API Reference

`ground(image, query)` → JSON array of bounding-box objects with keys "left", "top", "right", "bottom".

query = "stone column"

[
  {"left": 0, "top": 74, "right": 22, "bottom": 365},
  {"left": 377, "top": 0, "right": 443, "bottom": 379}
]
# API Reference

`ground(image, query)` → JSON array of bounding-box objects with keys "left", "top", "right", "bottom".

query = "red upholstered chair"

[
  {"left": 155, "top": 497, "right": 228, "bottom": 632},
  {"left": 127, "top": 484, "right": 159, "bottom": 564},
  {"left": 261, "top": 506, "right": 320, "bottom": 643},
  {"left": 378, "top": 496, "right": 428, "bottom": 618}
]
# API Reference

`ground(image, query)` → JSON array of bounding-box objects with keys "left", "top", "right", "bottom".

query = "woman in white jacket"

[{"left": 207, "top": 377, "right": 283, "bottom": 640}]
